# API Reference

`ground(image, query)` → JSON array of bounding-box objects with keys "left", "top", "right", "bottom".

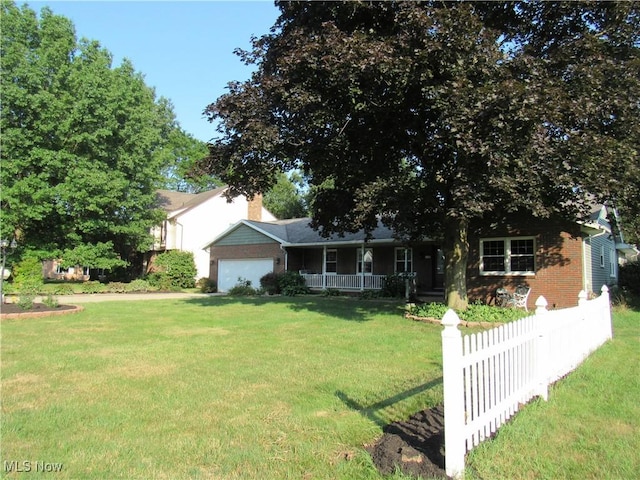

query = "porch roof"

[{"left": 204, "top": 217, "right": 425, "bottom": 249}]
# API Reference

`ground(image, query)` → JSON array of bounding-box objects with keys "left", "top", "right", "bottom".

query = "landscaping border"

[{"left": 1, "top": 304, "right": 84, "bottom": 320}]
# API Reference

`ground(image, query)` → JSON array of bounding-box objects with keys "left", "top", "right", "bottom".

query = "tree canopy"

[
  {"left": 263, "top": 171, "right": 308, "bottom": 219},
  {"left": 0, "top": 2, "right": 201, "bottom": 270},
  {"left": 199, "top": 1, "right": 638, "bottom": 308}
]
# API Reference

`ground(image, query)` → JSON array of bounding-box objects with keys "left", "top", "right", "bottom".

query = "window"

[
  {"left": 55, "top": 264, "right": 68, "bottom": 275},
  {"left": 395, "top": 248, "right": 413, "bottom": 273},
  {"left": 325, "top": 249, "right": 337, "bottom": 274},
  {"left": 480, "top": 237, "right": 535, "bottom": 275},
  {"left": 610, "top": 248, "right": 616, "bottom": 277},
  {"left": 357, "top": 248, "right": 373, "bottom": 274},
  {"left": 600, "top": 245, "right": 605, "bottom": 268}
]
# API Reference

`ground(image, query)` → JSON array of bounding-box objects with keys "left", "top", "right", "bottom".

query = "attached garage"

[{"left": 217, "top": 258, "right": 274, "bottom": 292}]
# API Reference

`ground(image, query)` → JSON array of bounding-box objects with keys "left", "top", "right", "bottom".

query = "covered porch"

[{"left": 284, "top": 242, "right": 444, "bottom": 293}]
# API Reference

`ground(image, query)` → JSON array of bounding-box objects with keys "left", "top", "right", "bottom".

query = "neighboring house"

[
  {"left": 148, "top": 188, "right": 276, "bottom": 280},
  {"left": 43, "top": 261, "right": 91, "bottom": 281},
  {"left": 204, "top": 206, "right": 637, "bottom": 308}
]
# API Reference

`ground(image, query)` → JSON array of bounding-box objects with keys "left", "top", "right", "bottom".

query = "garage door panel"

[{"left": 218, "top": 258, "right": 273, "bottom": 292}]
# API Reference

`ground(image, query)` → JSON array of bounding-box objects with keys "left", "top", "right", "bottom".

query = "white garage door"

[{"left": 218, "top": 258, "right": 274, "bottom": 292}]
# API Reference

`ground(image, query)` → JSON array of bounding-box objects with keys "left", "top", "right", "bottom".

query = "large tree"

[
  {"left": 0, "top": 2, "right": 182, "bottom": 268},
  {"left": 198, "top": 1, "right": 639, "bottom": 308}
]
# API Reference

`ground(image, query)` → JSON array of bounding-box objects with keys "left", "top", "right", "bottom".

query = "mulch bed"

[
  {"left": 1, "top": 302, "right": 83, "bottom": 319},
  {"left": 366, "top": 405, "right": 450, "bottom": 479}
]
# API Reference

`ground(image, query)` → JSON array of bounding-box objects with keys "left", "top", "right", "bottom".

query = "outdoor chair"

[{"left": 508, "top": 285, "right": 531, "bottom": 311}]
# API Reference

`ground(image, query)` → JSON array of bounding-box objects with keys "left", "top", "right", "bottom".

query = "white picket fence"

[{"left": 441, "top": 286, "right": 613, "bottom": 479}]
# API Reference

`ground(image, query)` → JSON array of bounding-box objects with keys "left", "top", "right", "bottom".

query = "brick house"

[{"left": 204, "top": 205, "right": 637, "bottom": 308}]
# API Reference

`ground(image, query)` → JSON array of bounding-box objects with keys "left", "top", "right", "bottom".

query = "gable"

[{"left": 215, "top": 224, "right": 280, "bottom": 246}]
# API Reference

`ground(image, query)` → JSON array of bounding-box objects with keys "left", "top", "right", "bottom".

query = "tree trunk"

[{"left": 443, "top": 217, "right": 469, "bottom": 310}]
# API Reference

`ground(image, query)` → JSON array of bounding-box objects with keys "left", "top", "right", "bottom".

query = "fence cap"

[{"left": 441, "top": 309, "right": 461, "bottom": 327}]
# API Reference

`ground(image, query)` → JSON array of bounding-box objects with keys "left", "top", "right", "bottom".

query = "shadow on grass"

[
  {"left": 336, "top": 377, "right": 443, "bottom": 427},
  {"left": 181, "top": 294, "right": 406, "bottom": 322}
]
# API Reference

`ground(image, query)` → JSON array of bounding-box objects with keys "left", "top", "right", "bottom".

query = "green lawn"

[
  {"left": 1, "top": 297, "right": 442, "bottom": 479},
  {"left": 1, "top": 296, "right": 637, "bottom": 479}
]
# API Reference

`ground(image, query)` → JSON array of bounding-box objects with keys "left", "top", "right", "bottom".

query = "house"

[
  {"left": 204, "top": 205, "right": 637, "bottom": 308},
  {"left": 204, "top": 217, "right": 443, "bottom": 294},
  {"left": 148, "top": 188, "right": 276, "bottom": 280}
]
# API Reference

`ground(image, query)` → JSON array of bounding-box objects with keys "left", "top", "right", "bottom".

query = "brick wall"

[{"left": 467, "top": 219, "right": 585, "bottom": 309}]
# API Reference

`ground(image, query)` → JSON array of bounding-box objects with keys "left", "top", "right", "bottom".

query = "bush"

[
  {"left": 128, "top": 279, "right": 152, "bottom": 292},
  {"left": 105, "top": 282, "right": 128, "bottom": 293},
  {"left": 51, "top": 284, "right": 75, "bottom": 295},
  {"left": 260, "top": 272, "right": 280, "bottom": 295},
  {"left": 228, "top": 278, "right": 257, "bottom": 296},
  {"left": 13, "top": 256, "right": 43, "bottom": 310},
  {"left": 321, "top": 288, "right": 341, "bottom": 297},
  {"left": 619, "top": 260, "right": 640, "bottom": 296},
  {"left": 196, "top": 277, "right": 217, "bottom": 293},
  {"left": 277, "top": 271, "right": 309, "bottom": 296},
  {"left": 381, "top": 274, "right": 407, "bottom": 298},
  {"left": 407, "top": 301, "right": 531, "bottom": 323},
  {"left": 82, "top": 280, "right": 105, "bottom": 294},
  {"left": 153, "top": 251, "right": 197, "bottom": 289},
  {"left": 42, "top": 294, "right": 59, "bottom": 308}
]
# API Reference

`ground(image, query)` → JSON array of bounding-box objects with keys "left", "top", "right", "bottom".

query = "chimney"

[{"left": 248, "top": 194, "right": 263, "bottom": 221}]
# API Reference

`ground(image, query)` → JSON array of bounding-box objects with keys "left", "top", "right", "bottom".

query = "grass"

[
  {"left": 1, "top": 296, "right": 442, "bottom": 479},
  {"left": 1, "top": 296, "right": 637, "bottom": 479}
]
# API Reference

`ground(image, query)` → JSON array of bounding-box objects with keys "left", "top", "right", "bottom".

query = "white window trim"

[
  {"left": 609, "top": 248, "right": 616, "bottom": 277},
  {"left": 325, "top": 248, "right": 337, "bottom": 275},
  {"left": 394, "top": 247, "right": 413, "bottom": 273},
  {"left": 600, "top": 245, "right": 605, "bottom": 268},
  {"left": 357, "top": 248, "right": 373, "bottom": 275},
  {"left": 480, "top": 237, "right": 536, "bottom": 276}
]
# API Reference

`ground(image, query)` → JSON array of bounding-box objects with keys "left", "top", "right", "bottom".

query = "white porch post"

[
  {"left": 360, "top": 243, "right": 365, "bottom": 291},
  {"left": 322, "top": 246, "right": 327, "bottom": 290}
]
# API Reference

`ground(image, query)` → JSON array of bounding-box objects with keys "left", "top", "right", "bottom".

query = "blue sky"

[{"left": 28, "top": 1, "right": 281, "bottom": 142}]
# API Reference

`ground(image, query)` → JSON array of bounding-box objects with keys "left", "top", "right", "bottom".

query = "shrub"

[
  {"left": 128, "top": 279, "right": 152, "bottom": 292},
  {"left": 359, "top": 289, "right": 382, "bottom": 300},
  {"left": 260, "top": 272, "right": 280, "bottom": 295},
  {"left": 42, "top": 294, "right": 59, "bottom": 308},
  {"left": 196, "top": 277, "right": 217, "bottom": 293},
  {"left": 153, "top": 251, "right": 197, "bottom": 289},
  {"left": 277, "top": 271, "right": 309, "bottom": 296},
  {"left": 228, "top": 278, "right": 257, "bottom": 296},
  {"left": 51, "top": 284, "right": 75, "bottom": 295},
  {"left": 105, "top": 282, "right": 128, "bottom": 293},
  {"left": 13, "top": 256, "right": 43, "bottom": 310},
  {"left": 407, "top": 301, "right": 531, "bottom": 323},
  {"left": 321, "top": 288, "right": 341, "bottom": 297},
  {"left": 619, "top": 260, "right": 640, "bottom": 296},
  {"left": 82, "top": 280, "right": 105, "bottom": 294},
  {"left": 380, "top": 274, "right": 407, "bottom": 298}
]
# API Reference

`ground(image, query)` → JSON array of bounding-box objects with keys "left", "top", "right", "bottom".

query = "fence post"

[
  {"left": 600, "top": 285, "right": 613, "bottom": 340},
  {"left": 535, "top": 295, "right": 549, "bottom": 401},
  {"left": 441, "top": 309, "right": 465, "bottom": 479},
  {"left": 578, "top": 290, "right": 588, "bottom": 306}
]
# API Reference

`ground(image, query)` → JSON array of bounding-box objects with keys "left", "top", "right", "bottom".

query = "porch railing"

[{"left": 300, "top": 273, "right": 386, "bottom": 290}]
